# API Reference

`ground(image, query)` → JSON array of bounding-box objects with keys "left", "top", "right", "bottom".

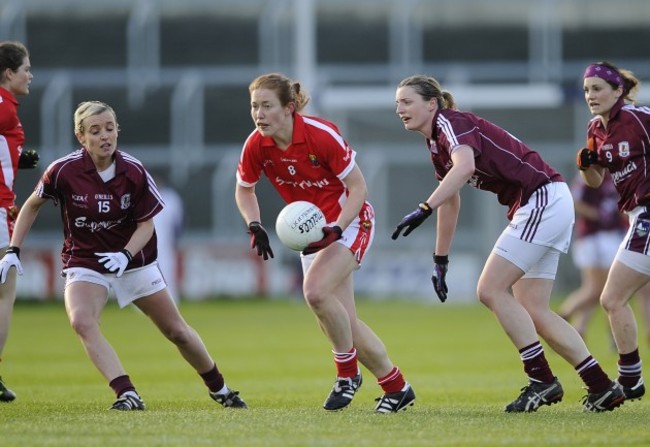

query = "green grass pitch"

[{"left": 1, "top": 298, "right": 649, "bottom": 447}]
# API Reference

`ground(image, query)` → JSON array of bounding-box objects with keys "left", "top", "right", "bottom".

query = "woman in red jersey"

[
  {"left": 0, "top": 101, "right": 246, "bottom": 411},
  {"left": 235, "top": 73, "right": 414, "bottom": 413},
  {"left": 577, "top": 61, "right": 650, "bottom": 402},
  {"left": 0, "top": 40, "right": 39, "bottom": 402},
  {"left": 392, "top": 74, "right": 623, "bottom": 412}
]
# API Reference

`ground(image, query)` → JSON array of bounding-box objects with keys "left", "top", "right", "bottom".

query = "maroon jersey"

[
  {"left": 36, "top": 148, "right": 164, "bottom": 273},
  {"left": 237, "top": 112, "right": 373, "bottom": 222},
  {"left": 0, "top": 87, "right": 24, "bottom": 206},
  {"left": 570, "top": 173, "right": 625, "bottom": 238},
  {"left": 427, "top": 109, "right": 564, "bottom": 220},
  {"left": 588, "top": 99, "right": 650, "bottom": 212}
]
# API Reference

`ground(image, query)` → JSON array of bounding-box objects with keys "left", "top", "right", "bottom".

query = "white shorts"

[
  {"left": 64, "top": 262, "right": 167, "bottom": 308},
  {"left": 493, "top": 234, "right": 561, "bottom": 279},
  {"left": 572, "top": 230, "right": 623, "bottom": 269},
  {"left": 615, "top": 206, "right": 650, "bottom": 275},
  {"left": 493, "top": 182, "right": 574, "bottom": 279},
  {"left": 301, "top": 213, "right": 375, "bottom": 274},
  {"left": 503, "top": 182, "right": 574, "bottom": 252},
  {"left": 0, "top": 205, "right": 17, "bottom": 248}
]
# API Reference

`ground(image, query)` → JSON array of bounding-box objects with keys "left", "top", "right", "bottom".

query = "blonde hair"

[
  {"left": 397, "top": 75, "right": 457, "bottom": 110},
  {"left": 249, "top": 73, "right": 310, "bottom": 112},
  {"left": 74, "top": 101, "right": 118, "bottom": 134}
]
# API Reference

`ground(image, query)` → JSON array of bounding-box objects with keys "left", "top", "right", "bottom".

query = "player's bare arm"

[
  {"left": 235, "top": 183, "right": 262, "bottom": 225},
  {"left": 424, "top": 145, "right": 475, "bottom": 210},
  {"left": 435, "top": 191, "right": 460, "bottom": 257},
  {"left": 579, "top": 164, "right": 605, "bottom": 189},
  {"left": 125, "top": 219, "right": 156, "bottom": 255},
  {"left": 9, "top": 192, "right": 47, "bottom": 248},
  {"left": 338, "top": 164, "right": 367, "bottom": 229}
]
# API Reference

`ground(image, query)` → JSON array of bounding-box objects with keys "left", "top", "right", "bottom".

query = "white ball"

[{"left": 275, "top": 201, "right": 326, "bottom": 251}]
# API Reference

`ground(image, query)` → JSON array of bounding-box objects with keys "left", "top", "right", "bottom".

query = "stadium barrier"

[{"left": 16, "top": 242, "right": 480, "bottom": 302}]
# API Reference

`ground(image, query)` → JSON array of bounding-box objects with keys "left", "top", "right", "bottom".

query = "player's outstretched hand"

[
  {"left": 95, "top": 249, "right": 132, "bottom": 277},
  {"left": 248, "top": 221, "right": 274, "bottom": 260},
  {"left": 0, "top": 247, "right": 23, "bottom": 284},
  {"left": 302, "top": 225, "right": 342, "bottom": 256},
  {"left": 576, "top": 147, "right": 598, "bottom": 171},
  {"left": 391, "top": 202, "right": 433, "bottom": 239},
  {"left": 431, "top": 254, "right": 449, "bottom": 302},
  {"left": 18, "top": 149, "right": 39, "bottom": 169}
]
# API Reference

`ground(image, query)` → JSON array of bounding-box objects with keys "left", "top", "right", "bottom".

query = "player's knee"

[
  {"left": 163, "top": 324, "right": 193, "bottom": 346},
  {"left": 303, "top": 284, "right": 327, "bottom": 310},
  {"left": 599, "top": 294, "right": 622, "bottom": 313},
  {"left": 68, "top": 315, "right": 97, "bottom": 338},
  {"left": 476, "top": 282, "right": 498, "bottom": 309}
]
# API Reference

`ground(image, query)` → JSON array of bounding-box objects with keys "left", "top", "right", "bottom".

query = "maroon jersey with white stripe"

[
  {"left": 237, "top": 112, "right": 373, "bottom": 222},
  {"left": 588, "top": 99, "right": 650, "bottom": 212},
  {"left": 0, "top": 87, "right": 24, "bottom": 206},
  {"left": 428, "top": 108, "right": 563, "bottom": 220},
  {"left": 36, "top": 148, "right": 164, "bottom": 272}
]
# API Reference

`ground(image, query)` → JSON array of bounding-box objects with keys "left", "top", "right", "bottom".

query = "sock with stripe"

[
  {"left": 519, "top": 341, "right": 555, "bottom": 384},
  {"left": 377, "top": 366, "right": 406, "bottom": 394},
  {"left": 576, "top": 355, "right": 611, "bottom": 393},
  {"left": 618, "top": 349, "right": 642, "bottom": 388},
  {"left": 334, "top": 348, "right": 358, "bottom": 379}
]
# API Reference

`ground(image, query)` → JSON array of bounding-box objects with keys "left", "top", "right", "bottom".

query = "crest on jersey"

[
  {"left": 635, "top": 220, "right": 649, "bottom": 238},
  {"left": 120, "top": 194, "right": 131, "bottom": 210},
  {"left": 618, "top": 141, "right": 630, "bottom": 158},
  {"left": 308, "top": 154, "right": 320, "bottom": 166}
]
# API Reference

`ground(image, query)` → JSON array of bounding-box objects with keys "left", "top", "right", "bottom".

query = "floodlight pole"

[{"left": 293, "top": 0, "right": 318, "bottom": 115}]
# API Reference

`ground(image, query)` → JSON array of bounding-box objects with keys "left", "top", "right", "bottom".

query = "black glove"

[
  {"left": 576, "top": 148, "right": 598, "bottom": 171},
  {"left": 18, "top": 149, "right": 39, "bottom": 169},
  {"left": 302, "top": 225, "right": 342, "bottom": 255},
  {"left": 431, "top": 254, "right": 449, "bottom": 302},
  {"left": 391, "top": 202, "right": 433, "bottom": 239},
  {"left": 248, "top": 221, "right": 274, "bottom": 260}
]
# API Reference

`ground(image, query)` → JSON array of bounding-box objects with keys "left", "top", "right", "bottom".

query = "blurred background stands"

[{"left": 2, "top": 0, "right": 649, "bottom": 299}]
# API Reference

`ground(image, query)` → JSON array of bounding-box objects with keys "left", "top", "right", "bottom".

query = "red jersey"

[
  {"left": 0, "top": 87, "right": 24, "bottom": 206},
  {"left": 427, "top": 108, "right": 563, "bottom": 220},
  {"left": 587, "top": 99, "right": 650, "bottom": 212},
  {"left": 36, "top": 148, "right": 164, "bottom": 273},
  {"left": 236, "top": 113, "right": 373, "bottom": 222}
]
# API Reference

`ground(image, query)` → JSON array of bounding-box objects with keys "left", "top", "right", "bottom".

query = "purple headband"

[{"left": 584, "top": 64, "right": 623, "bottom": 88}]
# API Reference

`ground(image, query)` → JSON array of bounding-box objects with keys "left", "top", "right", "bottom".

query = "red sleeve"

[
  {"left": 236, "top": 132, "right": 263, "bottom": 186},
  {"left": 0, "top": 100, "right": 16, "bottom": 134}
]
